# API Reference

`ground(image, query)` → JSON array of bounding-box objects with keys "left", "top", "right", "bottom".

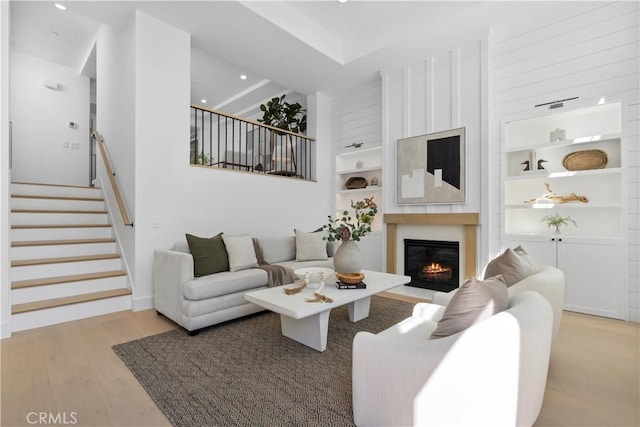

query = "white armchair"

[
  {"left": 352, "top": 291, "right": 553, "bottom": 427},
  {"left": 433, "top": 266, "right": 565, "bottom": 340}
]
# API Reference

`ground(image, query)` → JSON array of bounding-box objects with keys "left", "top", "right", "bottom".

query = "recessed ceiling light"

[
  {"left": 54, "top": 3, "right": 67, "bottom": 10},
  {"left": 201, "top": 99, "right": 207, "bottom": 104},
  {"left": 240, "top": 74, "right": 247, "bottom": 80},
  {"left": 338, "top": 0, "right": 348, "bottom": 3}
]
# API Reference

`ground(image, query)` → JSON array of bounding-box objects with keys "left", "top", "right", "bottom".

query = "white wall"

[
  {"left": 489, "top": 2, "right": 640, "bottom": 321},
  {"left": 129, "top": 12, "right": 332, "bottom": 310},
  {"left": 1, "top": 1, "right": 11, "bottom": 338},
  {"left": 380, "top": 38, "right": 489, "bottom": 273},
  {"left": 9, "top": 52, "right": 90, "bottom": 186},
  {"left": 95, "top": 16, "right": 136, "bottom": 287}
]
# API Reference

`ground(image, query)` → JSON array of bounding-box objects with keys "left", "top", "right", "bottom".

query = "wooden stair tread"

[
  {"left": 12, "top": 224, "right": 112, "bottom": 229},
  {"left": 12, "top": 270, "right": 127, "bottom": 289},
  {"left": 12, "top": 238, "right": 115, "bottom": 247},
  {"left": 11, "top": 209, "right": 107, "bottom": 214},
  {"left": 11, "top": 181, "right": 100, "bottom": 190},
  {"left": 11, "top": 288, "right": 131, "bottom": 314},
  {"left": 12, "top": 194, "right": 104, "bottom": 202},
  {"left": 12, "top": 253, "right": 121, "bottom": 267}
]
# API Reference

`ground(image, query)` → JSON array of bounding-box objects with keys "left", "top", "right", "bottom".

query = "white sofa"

[
  {"left": 153, "top": 236, "right": 334, "bottom": 334},
  {"left": 352, "top": 291, "right": 553, "bottom": 427},
  {"left": 433, "top": 266, "right": 565, "bottom": 340}
]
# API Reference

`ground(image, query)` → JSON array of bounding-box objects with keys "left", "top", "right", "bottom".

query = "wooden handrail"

[
  {"left": 91, "top": 131, "right": 133, "bottom": 227},
  {"left": 191, "top": 103, "right": 315, "bottom": 141}
]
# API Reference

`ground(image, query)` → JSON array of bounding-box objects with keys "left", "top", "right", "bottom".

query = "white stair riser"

[
  {"left": 11, "top": 295, "right": 132, "bottom": 332},
  {"left": 11, "top": 184, "right": 102, "bottom": 199},
  {"left": 11, "top": 198, "right": 105, "bottom": 211},
  {"left": 11, "top": 212, "right": 109, "bottom": 225},
  {"left": 11, "top": 227, "right": 112, "bottom": 241},
  {"left": 11, "top": 276, "right": 128, "bottom": 304},
  {"left": 12, "top": 242, "right": 117, "bottom": 260},
  {"left": 11, "top": 258, "right": 123, "bottom": 281}
]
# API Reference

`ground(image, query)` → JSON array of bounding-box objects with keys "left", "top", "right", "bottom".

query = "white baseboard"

[
  {"left": 1, "top": 320, "right": 11, "bottom": 339},
  {"left": 133, "top": 295, "right": 154, "bottom": 311}
]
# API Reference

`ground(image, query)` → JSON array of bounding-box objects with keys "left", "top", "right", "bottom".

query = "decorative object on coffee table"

[
  {"left": 284, "top": 273, "right": 308, "bottom": 295},
  {"left": 293, "top": 267, "right": 334, "bottom": 290},
  {"left": 324, "top": 198, "right": 378, "bottom": 273},
  {"left": 336, "top": 272, "right": 365, "bottom": 284}
]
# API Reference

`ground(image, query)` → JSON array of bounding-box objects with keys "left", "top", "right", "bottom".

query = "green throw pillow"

[{"left": 185, "top": 233, "right": 229, "bottom": 277}]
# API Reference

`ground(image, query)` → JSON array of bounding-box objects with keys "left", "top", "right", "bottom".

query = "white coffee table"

[{"left": 244, "top": 270, "right": 410, "bottom": 352}]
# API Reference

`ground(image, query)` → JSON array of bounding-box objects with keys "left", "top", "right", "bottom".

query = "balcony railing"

[{"left": 190, "top": 104, "right": 316, "bottom": 181}]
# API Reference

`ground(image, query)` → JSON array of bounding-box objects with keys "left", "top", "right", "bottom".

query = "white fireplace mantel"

[{"left": 383, "top": 213, "right": 480, "bottom": 280}]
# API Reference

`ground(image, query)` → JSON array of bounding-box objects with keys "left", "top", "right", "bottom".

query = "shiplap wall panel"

[
  {"left": 494, "top": 5, "right": 634, "bottom": 69},
  {"left": 330, "top": 79, "right": 382, "bottom": 149},
  {"left": 490, "top": 1, "right": 639, "bottom": 321},
  {"left": 496, "top": 39, "right": 639, "bottom": 92}
]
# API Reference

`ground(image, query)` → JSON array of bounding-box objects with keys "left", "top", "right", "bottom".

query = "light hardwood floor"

[{"left": 1, "top": 305, "right": 638, "bottom": 427}]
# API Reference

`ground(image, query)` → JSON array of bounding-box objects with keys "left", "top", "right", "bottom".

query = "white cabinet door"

[
  {"left": 503, "top": 235, "right": 627, "bottom": 320},
  {"left": 558, "top": 238, "right": 626, "bottom": 320},
  {"left": 504, "top": 235, "right": 557, "bottom": 267}
]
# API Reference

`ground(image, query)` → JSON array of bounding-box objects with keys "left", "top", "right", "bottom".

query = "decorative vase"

[{"left": 333, "top": 240, "right": 363, "bottom": 273}]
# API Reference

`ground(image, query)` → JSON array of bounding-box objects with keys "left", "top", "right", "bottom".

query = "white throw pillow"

[
  {"left": 222, "top": 234, "right": 259, "bottom": 272},
  {"left": 295, "top": 229, "right": 329, "bottom": 262}
]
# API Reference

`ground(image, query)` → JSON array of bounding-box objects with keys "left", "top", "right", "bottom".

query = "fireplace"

[{"left": 404, "top": 239, "right": 459, "bottom": 292}]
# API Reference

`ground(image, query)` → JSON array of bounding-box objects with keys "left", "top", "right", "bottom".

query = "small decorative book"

[{"left": 336, "top": 282, "right": 367, "bottom": 290}]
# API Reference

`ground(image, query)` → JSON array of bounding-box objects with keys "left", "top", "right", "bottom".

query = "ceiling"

[{"left": 9, "top": 1, "right": 598, "bottom": 112}]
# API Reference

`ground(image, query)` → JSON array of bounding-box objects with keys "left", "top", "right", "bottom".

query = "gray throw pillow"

[
  {"left": 513, "top": 245, "right": 536, "bottom": 269},
  {"left": 430, "top": 275, "right": 508, "bottom": 339},
  {"left": 483, "top": 247, "right": 536, "bottom": 287},
  {"left": 295, "top": 229, "right": 329, "bottom": 261},
  {"left": 222, "top": 234, "right": 259, "bottom": 272},
  {"left": 185, "top": 233, "right": 229, "bottom": 277}
]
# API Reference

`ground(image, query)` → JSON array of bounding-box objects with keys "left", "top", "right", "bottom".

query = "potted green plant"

[
  {"left": 258, "top": 95, "right": 307, "bottom": 174},
  {"left": 258, "top": 94, "right": 307, "bottom": 134},
  {"left": 323, "top": 198, "right": 377, "bottom": 273},
  {"left": 541, "top": 212, "right": 577, "bottom": 234}
]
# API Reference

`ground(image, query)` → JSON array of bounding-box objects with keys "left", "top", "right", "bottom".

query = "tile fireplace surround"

[{"left": 383, "top": 213, "right": 480, "bottom": 282}]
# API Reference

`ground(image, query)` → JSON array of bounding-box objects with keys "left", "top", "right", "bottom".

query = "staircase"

[{"left": 10, "top": 182, "right": 132, "bottom": 332}]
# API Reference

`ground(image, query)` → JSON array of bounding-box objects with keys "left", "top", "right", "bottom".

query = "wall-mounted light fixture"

[
  {"left": 534, "top": 96, "right": 579, "bottom": 109},
  {"left": 345, "top": 142, "right": 363, "bottom": 149},
  {"left": 43, "top": 80, "right": 59, "bottom": 90}
]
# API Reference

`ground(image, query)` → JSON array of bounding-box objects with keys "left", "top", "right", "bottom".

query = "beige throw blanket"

[{"left": 252, "top": 239, "right": 298, "bottom": 288}]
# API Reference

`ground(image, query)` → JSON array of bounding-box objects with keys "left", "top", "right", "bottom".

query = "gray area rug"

[{"left": 113, "top": 296, "right": 413, "bottom": 426}]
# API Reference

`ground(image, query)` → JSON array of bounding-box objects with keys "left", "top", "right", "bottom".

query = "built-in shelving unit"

[
  {"left": 334, "top": 146, "right": 383, "bottom": 271},
  {"left": 501, "top": 101, "right": 627, "bottom": 320},
  {"left": 335, "top": 146, "right": 383, "bottom": 232}
]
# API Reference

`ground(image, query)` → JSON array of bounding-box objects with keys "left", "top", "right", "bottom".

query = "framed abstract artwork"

[{"left": 396, "top": 127, "right": 466, "bottom": 204}]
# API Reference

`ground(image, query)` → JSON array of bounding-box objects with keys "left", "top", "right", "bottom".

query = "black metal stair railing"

[{"left": 190, "top": 104, "right": 316, "bottom": 181}]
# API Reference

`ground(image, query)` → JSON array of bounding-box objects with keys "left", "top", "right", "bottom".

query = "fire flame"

[{"left": 424, "top": 263, "right": 450, "bottom": 274}]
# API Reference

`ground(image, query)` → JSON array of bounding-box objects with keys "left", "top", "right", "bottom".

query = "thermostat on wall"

[{"left": 68, "top": 121, "right": 77, "bottom": 128}]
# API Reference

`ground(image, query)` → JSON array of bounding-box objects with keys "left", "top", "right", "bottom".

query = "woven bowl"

[
  {"left": 336, "top": 272, "right": 365, "bottom": 284},
  {"left": 562, "top": 149, "right": 608, "bottom": 171}
]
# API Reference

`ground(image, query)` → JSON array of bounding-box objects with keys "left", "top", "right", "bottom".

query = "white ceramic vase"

[{"left": 333, "top": 240, "right": 363, "bottom": 273}]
